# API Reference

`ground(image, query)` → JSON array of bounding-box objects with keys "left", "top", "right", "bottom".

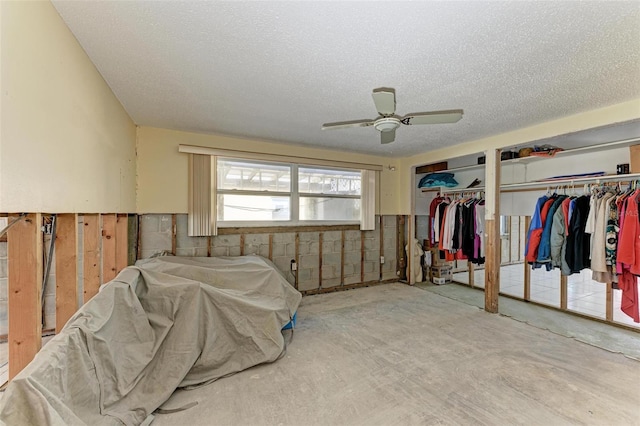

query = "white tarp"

[{"left": 0, "top": 256, "right": 301, "bottom": 425}]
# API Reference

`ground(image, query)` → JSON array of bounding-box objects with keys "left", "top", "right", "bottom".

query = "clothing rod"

[
  {"left": 437, "top": 173, "right": 640, "bottom": 195},
  {"left": 502, "top": 172, "right": 640, "bottom": 190}
]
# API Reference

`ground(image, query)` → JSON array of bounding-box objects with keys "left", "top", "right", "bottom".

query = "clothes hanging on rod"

[
  {"left": 429, "top": 194, "right": 449, "bottom": 246},
  {"left": 615, "top": 185, "right": 640, "bottom": 322},
  {"left": 436, "top": 193, "right": 485, "bottom": 265},
  {"left": 525, "top": 181, "right": 640, "bottom": 323}
]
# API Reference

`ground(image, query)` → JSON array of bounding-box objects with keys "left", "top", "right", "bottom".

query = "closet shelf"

[
  {"left": 423, "top": 172, "right": 640, "bottom": 195},
  {"left": 418, "top": 136, "right": 640, "bottom": 176}
]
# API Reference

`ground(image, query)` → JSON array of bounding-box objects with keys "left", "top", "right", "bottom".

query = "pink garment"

[{"left": 616, "top": 189, "right": 640, "bottom": 322}]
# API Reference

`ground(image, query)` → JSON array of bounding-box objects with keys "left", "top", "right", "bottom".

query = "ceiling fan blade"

[
  {"left": 400, "top": 109, "right": 464, "bottom": 125},
  {"left": 380, "top": 129, "right": 396, "bottom": 144},
  {"left": 372, "top": 88, "right": 396, "bottom": 116},
  {"left": 322, "top": 119, "right": 374, "bottom": 130}
]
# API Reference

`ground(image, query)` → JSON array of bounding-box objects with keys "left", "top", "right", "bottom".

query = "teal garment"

[{"left": 418, "top": 172, "right": 458, "bottom": 188}]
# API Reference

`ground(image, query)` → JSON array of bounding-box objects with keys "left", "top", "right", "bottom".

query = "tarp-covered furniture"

[{"left": 0, "top": 256, "right": 301, "bottom": 425}]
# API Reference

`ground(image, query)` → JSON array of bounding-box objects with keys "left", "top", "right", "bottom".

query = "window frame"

[{"left": 216, "top": 158, "right": 362, "bottom": 228}]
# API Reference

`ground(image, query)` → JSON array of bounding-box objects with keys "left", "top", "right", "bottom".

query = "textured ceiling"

[{"left": 51, "top": 1, "right": 640, "bottom": 157}]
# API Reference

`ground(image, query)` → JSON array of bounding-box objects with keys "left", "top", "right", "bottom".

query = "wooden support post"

[
  {"left": 606, "top": 282, "right": 613, "bottom": 321},
  {"left": 484, "top": 148, "right": 501, "bottom": 313},
  {"left": 101, "top": 214, "right": 117, "bottom": 284},
  {"left": 240, "top": 234, "right": 245, "bottom": 256},
  {"left": 341, "top": 230, "right": 345, "bottom": 286},
  {"left": 319, "top": 232, "right": 323, "bottom": 288},
  {"left": 171, "top": 214, "right": 177, "bottom": 256},
  {"left": 55, "top": 214, "right": 78, "bottom": 333},
  {"left": 560, "top": 275, "right": 568, "bottom": 310},
  {"left": 207, "top": 236, "right": 212, "bottom": 257},
  {"left": 268, "top": 234, "right": 273, "bottom": 261},
  {"left": 523, "top": 216, "right": 531, "bottom": 301},
  {"left": 116, "top": 214, "right": 128, "bottom": 272},
  {"left": 83, "top": 214, "right": 101, "bottom": 303},
  {"left": 468, "top": 261, "right": 475, "bottom": 288},
  {"left": 8, "top": 213, "right": 43, "bottom": 380}
]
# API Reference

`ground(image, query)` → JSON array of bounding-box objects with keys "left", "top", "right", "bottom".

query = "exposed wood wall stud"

[
  {"left": 8, "top": 213, "right": 43, "bottom": 380},
  {"left": 523, "top": 216, "right": 531, "bottom": 300},
  {"left": 606, "top": 282, "right": 613, "bottom": 321},
  {"left": 83, "top": 214, "right": 101, "bottom": 303},
  {"left": 319, "top": 232, "right": 323, "bottom": 288},
  {"left": 101, "top": 214, "right": 117, "bottom": 284},
  {"left": 116, "top": 214, "right": 128, "bottom": 273},
  {"left": 379, "top": 216, "right": 384, "bottom": 281},
  {"left": 240, "top": 234, "right": 245, "bottom": 256},
  {"left": 55, "top": 214, "right": 78, "bottom": 334},
  {"left": 397, "top": 215, "right": 406, "bottom": 281},
  {"left": 268, "top": 234, "right": 273, "bottom": 261},
  {"left": 560, "top": 275, "right": 568, "bottom": 310},
  {"left": 136, "top": 215, "right": 142, "bottom": 262},
  {"left": 360, "top": 231, "right": 365, "bottom": 283},
  {"left": 294, "top": 232, "right": 300, "bottom": 290},
  {"left": 171, "top": 214, "right": 177, "bottom": 255},
  {"left": 340, "top": 230, "right": 345, "bottom": 286}
]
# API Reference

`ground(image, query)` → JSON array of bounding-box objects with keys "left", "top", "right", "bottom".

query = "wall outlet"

[
  {"left": 380, "top": 256, "right": 385, "bottom": 264},
  {"left": 290, "top": 259, "right": 297, "bottom": 271}
]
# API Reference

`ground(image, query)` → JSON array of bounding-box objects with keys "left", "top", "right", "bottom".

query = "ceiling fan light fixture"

[{"left": 374, "top": 117, "right": 400, "bottom": 132}]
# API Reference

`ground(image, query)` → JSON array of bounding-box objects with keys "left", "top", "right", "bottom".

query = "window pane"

[
  {"left": 217, "top": 194, "right": 290, "bottom": 221},
  {"left": 298, "top": 167, "right": 361, "bottom": 195},
  {"left": 300, "top": 197, "right": 360, "bottom": 221},
  {"left": 218, "top": 159, "right": 290, "bottom": 192}
]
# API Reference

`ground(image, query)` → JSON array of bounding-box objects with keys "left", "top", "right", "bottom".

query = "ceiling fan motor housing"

[{"left": 374, "top": 117, "right": 400, "bottom": 132}]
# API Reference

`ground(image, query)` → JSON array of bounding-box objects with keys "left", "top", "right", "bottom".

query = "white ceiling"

[{"left": 51, "top": 1, "right": 640, "bottom": 157}]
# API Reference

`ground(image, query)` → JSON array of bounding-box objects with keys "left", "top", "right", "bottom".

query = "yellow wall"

[
  {"left": 0, "top": 1, "right": 136, "bottom": 213},
  {"left": 136, "top": 126, "right": 402, "bottom": 214}
]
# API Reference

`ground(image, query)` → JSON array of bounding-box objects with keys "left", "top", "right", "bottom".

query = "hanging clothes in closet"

[
  {"left": 615, "top": 183, "right": 640, "bottom": 323},
  {"left": 436, "top": 193, "right": 485, "bottom": 265},
  {"left": 525, "top": 182, "right": 640, "bottom": 323}
]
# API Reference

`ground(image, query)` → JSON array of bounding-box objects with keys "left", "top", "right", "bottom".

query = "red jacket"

[{"left": 526, "top": 198, "right": 556, "bottom": 263}]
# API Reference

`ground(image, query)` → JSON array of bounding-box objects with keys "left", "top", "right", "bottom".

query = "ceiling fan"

[{"left": 321, "top": 88, "right": 463, "bottom": 144}]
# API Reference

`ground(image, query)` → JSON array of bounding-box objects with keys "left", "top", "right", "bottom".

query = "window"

[
  {"left": 298, "top": 167, "right": 361, "bottom": 221},
  {"left": 216, "top": 158, "right": 362, "bottom": 225},
  {"left": 217, "top": 159, "right": 291, "bottom": 222}
]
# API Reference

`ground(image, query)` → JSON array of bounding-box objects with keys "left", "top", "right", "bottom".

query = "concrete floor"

[{"left": 152, "top": 283, "right": 640, "bottom": 426}]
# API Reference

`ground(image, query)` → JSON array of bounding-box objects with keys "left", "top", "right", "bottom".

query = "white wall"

[
  {"left": 136, "top": 126, "right": 402, "bottom": 214},
  {"left": 0, "top": 1, "right": 136, "bottom": 213}
]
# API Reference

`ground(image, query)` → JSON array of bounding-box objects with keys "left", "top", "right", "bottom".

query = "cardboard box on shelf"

[
  {"left": 630, "top": 145, "right": 640, "bottom": 173},
  {"left": 429, "top": 248, "right": 453, "bottom": 267}
]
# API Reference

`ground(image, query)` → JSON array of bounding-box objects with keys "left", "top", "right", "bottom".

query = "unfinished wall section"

[
  {"left": 297, "top": 232, "right": 320, "bottom": 292},
  {"left": 139, "top": 215, "right": 173, "bottom": 259},
  {"left": 137, "top": 214, "right": 400, "bottom": 294},
  {"left": 343, "top": 230, "right": 362, "bottom": 285},
  {"left": 0, "top": 242, "right": 7, "bottom": 336},
  {"left": 363, "top": 229, "right": 381, "bottom": 283},
  {"left": 321, "top": 231, "right": 341, "bottom": 289},
  {"left": 382, "top": 215, "right": 398, "bottom": 281},
  {"left": 176, "top": 215, "right": 208, "bottom": 257}
]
